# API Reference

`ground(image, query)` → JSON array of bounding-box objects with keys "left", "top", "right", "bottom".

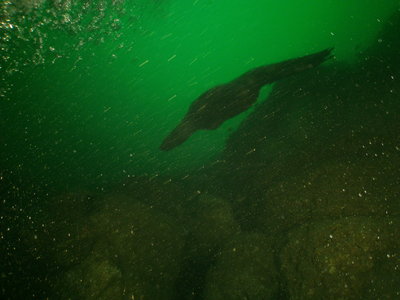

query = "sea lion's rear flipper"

[
  {"left": 272, "top": 47, "right": 333, "bottom": 78},
  {"left": 246, "top": 48, "right": 334, "bottom": 85},
  {"left": 281, "top": 47, "right": 334, "bottom": 73}
]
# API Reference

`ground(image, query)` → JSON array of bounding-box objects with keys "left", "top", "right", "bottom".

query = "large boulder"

[
  {"left": 280, "top": 217, "right": 400, "bottom": 299},
  {"left": 186, "top": 194, "right": 241, "bottom": 259},
  {"left": 204, "top": 233, "right": 279, "bottom": 300},
  {"left": 254, "top": 158, "right": 400, "bottom": 236},
  {"left": 53, "top": 253, "right": 123, "bottom": 300},
  {"left": 51, "top": 195, "right": 185, "bottom": 300}
]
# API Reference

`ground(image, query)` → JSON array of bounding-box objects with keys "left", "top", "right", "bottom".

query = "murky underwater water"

[{"left": 1, "top": 1, "right": 400, "bottom": 299}]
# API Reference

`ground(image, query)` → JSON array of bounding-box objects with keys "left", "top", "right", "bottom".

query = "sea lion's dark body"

[{"left": 160, "top": 48, "right": 333, "bottom": 151}]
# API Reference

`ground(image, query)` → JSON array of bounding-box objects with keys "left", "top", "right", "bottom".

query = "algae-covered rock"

[
  {"left": 187, "top": 194, "right": 240, "bottom": 259},
  {"left": 52, "top": 195, "right": 185, "bottom": 300},
  {"left": 53, "top": 253, "right": 123, "bottom": 300},
  {"left": 204, "top": 233, "right": 279, "bottom": 300},
  {"left": 90, "top": 198, "right": 185, "bottom": 300},
  {"left": 113, "top": 175, "right": 187, "bottom": 223},
  {"left": 254, "top": 157, "right": 400, "bottom": 236},
  {"left": 281, "top": 217, "right": 400, "bottom": 299}
]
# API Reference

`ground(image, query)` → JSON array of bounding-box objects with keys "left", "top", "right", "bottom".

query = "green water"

[
  {"left": 1, "top": 1, "right": 400, "bottom": 299},
  {"left": 1, "top": 0, "right": 398, "bottom": 190}
]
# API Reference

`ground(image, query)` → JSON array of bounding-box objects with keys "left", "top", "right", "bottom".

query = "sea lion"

[{"left": 160, "top": 48, "right": 333, "bottom": 151}]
